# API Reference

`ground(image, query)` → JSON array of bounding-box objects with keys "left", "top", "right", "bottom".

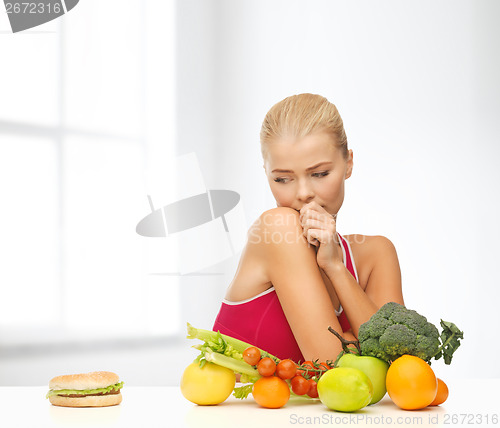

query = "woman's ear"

[{"left": 345, "top": 150, "right": 353, "bottom": 179}]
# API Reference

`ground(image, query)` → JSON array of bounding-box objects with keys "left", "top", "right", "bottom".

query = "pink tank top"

[{"left": 212, "top": 232, "right": 359, "bottom": 363}]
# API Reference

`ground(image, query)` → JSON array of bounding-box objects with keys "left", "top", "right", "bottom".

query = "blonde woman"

[{"left": 212, "top": 94, "right": 404, "bottom": 363}]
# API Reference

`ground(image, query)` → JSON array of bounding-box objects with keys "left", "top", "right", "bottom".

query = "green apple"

[
  {"left": 317, "top": 367, "right": 373, "bottom": 412},
  {"left": 336, "top": 353, "right": 389, "bottom": 405}
]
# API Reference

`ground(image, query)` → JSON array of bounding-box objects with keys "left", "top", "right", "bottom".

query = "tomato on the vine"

[
  {"left": 257, "top": 357, "right": 276, "bottom": 377},
  {"left": 297, "top": 361, "right": 319, "bottom": 379},
  {"left": 318, "top": 362, "right": 331, "bottom": 371},
  {"left": 297, "top": 360, "right": 313, "bottom": 375},
  {"left": 291, "top": 375, "right": 309, "bottom": 395},
  {"left": 243, "top": 346, "right": 261, "bottom": 366},
  {"left": 307, "top": 379, "right": 319, "bottom": 398},
  {"left": 276, "top": 359, "right": 297, "bottom": 380},
  {"left": 297, "top": 360, "right": 331, "bottom": 380}
]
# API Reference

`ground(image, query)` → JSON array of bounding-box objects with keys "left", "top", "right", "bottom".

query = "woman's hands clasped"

[{"left": 299, "top": 201, "right": 342, "bottom": 270}]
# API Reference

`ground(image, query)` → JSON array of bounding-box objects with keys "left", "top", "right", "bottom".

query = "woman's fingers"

[
  {"left": 300, "top": 204, "right": 335, "bottom": 223},
  {"left": 306, "top": 228, "right": 332, "bottom": 246},
  {"left": 300, "top": 211, "right": 331, "bottom": 229},
  {"left": 302, "top": 219, "right": 333, "bottom": 238},
  {"left": 302, "top": 218, "right": 323, "bottom": 230},
  {"left": 299, "top": 203, "right": 342, "bottom": 268},
  {"left": 303, "top": 219, "right": 338, "bottom": 248},
  {"left": 302, "top": 215, "right": 336, "bottom": 234},
  {"left": 300, "top": 203, "right": 338, "bottom": 248},
  {"left": 300, "top": 211, "right": 321, "bottom": 225},
  {"left": 300, "top": 201, "right": 325, "bottom": 218},
  {"left": 299, "top": 201, "right": 322, "bottom": 221}
]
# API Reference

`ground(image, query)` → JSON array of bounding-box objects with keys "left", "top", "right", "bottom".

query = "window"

[{"left": 0, "top": 0, "right": 178, "bottom": 344}]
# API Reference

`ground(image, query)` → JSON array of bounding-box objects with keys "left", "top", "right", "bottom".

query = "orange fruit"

[
  {"left": 252, "top": 376, "right": 290, "bottom": 408},
  {"left": 386, "top": 355, "right": 438, "bottom": 410},
  {"left": 430, "top": 378, "right": 449, "bottom": 406}
]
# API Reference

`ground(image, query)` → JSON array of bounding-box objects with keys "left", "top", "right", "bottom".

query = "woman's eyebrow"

[{"left": 271, "top": 161, "right": 333, "bottom": 173}]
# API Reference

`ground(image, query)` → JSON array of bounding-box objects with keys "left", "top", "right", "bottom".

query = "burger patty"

[{"left": 58, "top": 389, "right": 121, "bottom": 398}]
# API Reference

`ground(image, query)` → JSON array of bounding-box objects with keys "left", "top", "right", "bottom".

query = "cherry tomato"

[
  {"left": 276, "top": 359, "right": 297, "bottom": 380},
  {"left": 307, "top": 379, "right": 319, "bottom": 398},
  {"left": 257, "top": 357, "right": 276, "bottom": 377},
  {"left": 297, "top": 361, "right": 318, "bottom": 379},
  {"left": 291, "top": 375, "right": 310, "bottom": 395},
  {"left": 297, "top": 360, "right": 313, "bottom": 375},
  {"left": 243, "top": 347, "right": 261, "bottom": 366},
  {"left": 318, "top": 362, "right": 331, "bottom": 371}
]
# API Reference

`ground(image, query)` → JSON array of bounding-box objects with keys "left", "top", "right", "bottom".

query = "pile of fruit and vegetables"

[{"left": 181, "top": 302, "right": 463, "bottom": 412}]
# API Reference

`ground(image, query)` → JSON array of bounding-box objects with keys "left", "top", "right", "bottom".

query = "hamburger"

[{"left": 46, "top": 371, "right": 123, "bottom": 407}]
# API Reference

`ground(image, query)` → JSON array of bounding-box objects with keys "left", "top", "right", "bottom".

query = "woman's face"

[{"left": 263, "top": 132, "right": 353, "bottom": 216}]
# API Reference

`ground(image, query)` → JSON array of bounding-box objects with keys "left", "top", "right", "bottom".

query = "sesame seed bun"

[{"left": 49, "top": 371, "right": 120, "bottom": 391}]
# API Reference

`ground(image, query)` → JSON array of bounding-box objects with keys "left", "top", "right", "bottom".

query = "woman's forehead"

[{"left": 265, "top": 134, "right": 341, "bottom": 167}]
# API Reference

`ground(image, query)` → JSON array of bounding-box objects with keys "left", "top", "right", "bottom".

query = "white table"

[{"left": 1, "top": 379, "right": 498, "bottom": 428}]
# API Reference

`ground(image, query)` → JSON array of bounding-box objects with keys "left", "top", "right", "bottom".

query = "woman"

[{"left": 212, "top": 93, "right": 404, "bottom": 363}]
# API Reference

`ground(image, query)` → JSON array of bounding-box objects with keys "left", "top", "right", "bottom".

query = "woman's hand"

[{"left": 299, "top": 201, "right": 342, "bottom": 270}]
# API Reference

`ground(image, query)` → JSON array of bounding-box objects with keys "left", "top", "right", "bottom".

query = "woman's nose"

[{"left": 297, "top": 180, "right": 315, "bottom": 202}]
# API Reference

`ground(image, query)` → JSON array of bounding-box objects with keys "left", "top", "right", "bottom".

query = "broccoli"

[{"left": 357, "top": 302, "right": 463, "bottom": 365}]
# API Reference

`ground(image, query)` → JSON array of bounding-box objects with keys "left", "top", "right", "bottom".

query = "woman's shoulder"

[
  {"left": 344, "top": 234, "right": 397, "bottom": 259},
  {"left": 225, "top": 208, "right": 302, "bottom": 302},
  {"left": 344, "top": 234, "right": 396, "bottom": 249},
  {"left": 343, "top": 234, "right": 398, "bottom": 286},
  {"left": 247, "top": 207, "right": 301, "bottom": 240},
  {"left": 345, "top": 234, "right": 403, "bottom": 303},
  {"left": 256, "top": 207, "right": 300, "bottom": 227}
]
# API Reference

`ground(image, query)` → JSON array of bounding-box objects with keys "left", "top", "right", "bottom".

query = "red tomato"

[
  {"left": 307, "top": 379, "right": 319, "bottom": 398},
  {"left": 297, "top": 361, "right": 315, "bottom": 378},
  {"left": 243, "top": 347, "right": 261, "bottom": 366},
  {"left": 291, "top": 375, "right": 310, "bottom": 395},
  {"left": 318, "top": 362, "right": 331, "bottom": 371},
  {"left": 297, "top": 360, "right": 331, "bottom": 380},
  {"left": 276, "top": 359, "right": 297, "bottom": 380},
  {"left": 257, "top": 357, "right": 276, "bottom": 377}
]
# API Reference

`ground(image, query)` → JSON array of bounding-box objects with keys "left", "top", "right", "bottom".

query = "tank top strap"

[{"left": 337, "top": 232, "right": 359, "bottom": 283}]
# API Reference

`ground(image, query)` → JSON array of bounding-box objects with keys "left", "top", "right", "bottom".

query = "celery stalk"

[
  {"left": 204, "top": 349, "right": 260, "bottom": 379},
  {"left": 187, "top": 323, "right": 254, "bottom": 353},
  {"left": 186, "top": 323, "right": 279, "bottom": 361}
]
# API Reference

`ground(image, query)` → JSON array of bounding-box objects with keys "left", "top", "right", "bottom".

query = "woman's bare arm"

[
  {"left": 254, "top": 207, "right": 345, "bottom": 362},
  {"left": 323, "top": 236, "right": 404, "bottom": 337}
]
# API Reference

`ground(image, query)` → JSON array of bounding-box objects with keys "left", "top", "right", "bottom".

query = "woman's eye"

[
  {"left": 274, "top": 177, "right": 288, "bottom": 183},
  {"left": 313, "top": 171, "right": 330, "bottom": 178}
]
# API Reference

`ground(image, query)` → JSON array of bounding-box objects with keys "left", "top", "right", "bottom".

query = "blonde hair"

[{"left": 260, "top": 93, "right": 348, "bottom": 160}]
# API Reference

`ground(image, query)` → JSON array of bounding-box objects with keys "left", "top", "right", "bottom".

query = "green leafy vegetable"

[
  {"left": 433, "top": 320, "right": 464, "bottom": 364},
  {"left": 233, "top": 384, "right": 253, "bottom": 399},
  {"left": 354, "top": 302, "right": 463, "bottom": 364},
  {"left": 187, "top": 323, "right": 279, "bottom": 361},
  {"left": 46, "top": 382, "right": 124, "bottom": 399},
  {"left": 202, "top": 348, "right": 260, "bottom": 379},
  {"left": 187, "top": 323, "right": 265, "bottom": 399}
]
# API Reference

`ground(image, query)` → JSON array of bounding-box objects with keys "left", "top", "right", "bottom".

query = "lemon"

[{"left": 180, "top": 362, "right": 236, "bottom": 405}]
